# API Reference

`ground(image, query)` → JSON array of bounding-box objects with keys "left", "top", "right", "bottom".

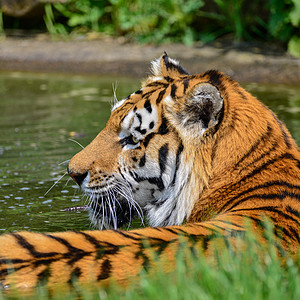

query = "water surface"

[{"left": 0, "top": 73, "right": 299, "bottom": 233}]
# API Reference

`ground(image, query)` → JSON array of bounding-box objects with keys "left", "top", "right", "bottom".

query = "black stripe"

[
  {"left": 141, "top": 90, "right": 155, "bottom": 99},
  {"left": 203, "top": 70, "right": 222, "bottom": 87},
  {"left": 136, "top": 113, "right": 142, "bottom": 124},
  {"left": 218, "top": 180, "right": 300, "bottom": 213},
  {"left": 134, "top": 127, "right": 147, "bottom": 135},
  {"left": 213, "top": 219, "right": 245, "bottom": 229},
  {"left": 238, "top": 143, "right": 278, "bottom": 174},
  {"left": 118, "top": 101, "right": 135, "bottom": 112},
  {"left": 183, "top": 78, "right": 190, "bottom": 93},
  {"left": 156, "top": 88, "right": 167, "bottom": 104},
  {"left": 115, "top": 230, "right": 142, "bottom": 241},
  {"left": 163, "top": 52, "right": 169, "bottom": 69},
  {"left": 135, "top": 246, "right": 150, "bottom": 270},
  {"left": 188, "top": 223, "right": 220, "bottom": 235},
  {"left": 176, "top": 65, "right": 190, "bottom": 75},
  {"left": 148, "top": 177, "right": 165, "bottom": 191},
  {"left": 286, "top": 205, "right": 300, "bottom": 218},
  {"left": 226, "top": 191, "right": 300, "bottom": 212},
  {"left": 209, "top": 223, "right": 234, "bottom": 233},
  {"left": 142, "top": 117, "right": 168, "bottom": 148},
  {"left": 70, "top": 267, "right": 82, "bottom": 283},
  {"left": 139, "top": 154, "right": 146, "bottom": 167},
  {"left": 236, "top": 153, "right": 299, "bottom": 188},
  {"left": 12, "top": 233, "right": 58, "bottom": 259},
  {"left": 235, "top": 124, "right": 272, "bottom": 168},
  {"left": 288, "top": 226, "right": 300, "bottom": 243},
  {"left": 0, "top": 262, "right": 28, "bottom": 276},
  {"left": 281, "top": 227, "right": 300, "bottom": 243},
  {"left": 163, "top": 228, "right": 180, "bottom": 235},
  {"left": 231, "top": 206, "right": 300, "bottom": 225},
  {"left": 44, "top": 234, "right": 84, "bottom": 253},
  {"left": 77, "top": 231, "right": 121, "bottom": 255},
  {"left": 219, "top": 180, "right": 300, "bottom": 212},
  {"left": 37, "top": 266, "right": 51, "bottom": 285},
  {"left": 144, "top": 99, "right": 152, "bottom": 113},
  {"left": 158, "top": 144, "right": 169, "bottom": 174},
  {"left": 76, "top": 231, "right": 101, "bottom": 248},
  {"left": 97, "top": 259, "right": 112, "bottom": 281},
  {"left": 171, "top": 143, "right": 184, "bottom": 185},
  {"left": 143, "top": 132, "right": 155, "bottom": 147},
  {"left": 33, "top": 258, "right": 57, "bottom": 267},
  {"left": 163, "top": 52, "right": 189, "bottom": 75},
  {"left": 131, "top": 171, "right": 165, "bottom": 191},
  {"left": 147, "top": 81, "right": 169, "bottom": 88},
  {"left": 235, "top": 214, "right": 269, "bottom": 230},
  {"left": 44, "top": 234, "right": 93, "bottom": 265},
  {"left": 0, "top": 258, "right": 26, "bottom": 265},
  {"left": 170, "top": 83, "right": 177, "bottom": 99},
  {"left": 241, "top": 217, "right": 287, "bottom": 252},
  {"left": 164, "top": 76, "right": 174, "bottom": 82},
  {"left": 151, "top": 227, "right": 163, "bottom": 232},
  {"left": 158, "top": 116, "right": 169, "bottom": 135}
]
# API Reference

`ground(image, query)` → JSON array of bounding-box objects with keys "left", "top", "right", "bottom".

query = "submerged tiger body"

[{"left": 0, "top": 54, "right": 300, "bottom": 289}]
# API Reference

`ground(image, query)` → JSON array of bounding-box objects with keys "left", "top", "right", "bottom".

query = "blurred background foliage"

[{"left": 1, "top": 0, "right": 300, "bottom": 57}]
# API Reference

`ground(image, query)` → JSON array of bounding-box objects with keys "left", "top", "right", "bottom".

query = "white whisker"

[
  {"left": 68, "top": 138, "right": 84, "bottom": 149},
  {"left": 80, "top": 175, "right": 144, "bottom": 230},
  {"left": 58, "top": 159, "right": 70, "bottom": 166},
  {"left": 111, "top": 81, "right": 119, "bottom": 108},
  {"left": 44, "top": 172, "right": 68, "bottom": 196},
  {"left": 64, "top": 177, "right": 72, "bottom": 187}
]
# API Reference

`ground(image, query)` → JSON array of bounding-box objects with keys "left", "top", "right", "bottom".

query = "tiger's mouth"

[{"left": 84, "top": 188, "right": 143, "bottom": 229}]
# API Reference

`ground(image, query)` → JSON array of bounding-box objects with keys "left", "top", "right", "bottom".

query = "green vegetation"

[
  {"left": 41, "top": 0, "right": 300, "bottom": 56},
  {"left": 1, "top": 229, "right": 300, "bottom": 300},
  {"left": 1, "top": 0, "right": 300, "bottom": 56}
]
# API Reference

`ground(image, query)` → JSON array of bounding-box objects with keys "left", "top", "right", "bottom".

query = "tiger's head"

[{"left": 68, "top": 53, "right": 283, "bottom": 229}]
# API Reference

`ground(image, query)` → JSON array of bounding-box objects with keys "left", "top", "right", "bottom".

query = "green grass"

[{"left": 1, "top": 230, "right": 299, "bottom": 300}]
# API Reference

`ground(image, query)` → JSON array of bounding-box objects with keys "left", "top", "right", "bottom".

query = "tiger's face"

[{"left": 68, "top": 53, "right": 224, "bottom": 229}]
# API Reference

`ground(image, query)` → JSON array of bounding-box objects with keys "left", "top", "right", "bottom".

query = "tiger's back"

[{"left": 0, "top": 53, "right": 299, "bottom": 289}]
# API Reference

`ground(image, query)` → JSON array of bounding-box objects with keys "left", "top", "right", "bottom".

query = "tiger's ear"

[
  {"left": 164, "top": 83, "right": 224, "bottom": 140},
  {"left": 151, "top": 52, "right": 189, "bottom": 77}
]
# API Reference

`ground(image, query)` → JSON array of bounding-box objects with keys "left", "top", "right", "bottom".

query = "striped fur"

[{"left": 0, "top": 53, "right": 299, "bottom": 289}]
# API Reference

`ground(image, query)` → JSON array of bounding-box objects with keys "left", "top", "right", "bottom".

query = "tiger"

[{"left": 0, "top": 53, "right": 299, "bottom": 290}]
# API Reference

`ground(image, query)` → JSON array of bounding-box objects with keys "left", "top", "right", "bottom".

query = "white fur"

[
  {"left": 168, "top": 57, "right": 179, "bottom": 66},
  {"left": 151, "top": 58, "right": 161, "bottom": 76},
  {"left": 145, "top": 152, "right": 194, "bottom": 226},
  {"left": 151, "top": 76, "right": 164, "bottom": 81},
  {"left": 119, "top": 106, "right": 158, "bottom": 142},
  {"left": 111, "top": 99, "right": 126, "bottom": 111}
]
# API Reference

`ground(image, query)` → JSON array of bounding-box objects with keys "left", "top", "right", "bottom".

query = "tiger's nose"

[{"left": 67, "top": 167, "right": 88, "bottom": 186}]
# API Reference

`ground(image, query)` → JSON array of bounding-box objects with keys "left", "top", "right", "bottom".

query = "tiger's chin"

[{"left": 84, "top": 189, "right": 142, "bottom": 230}]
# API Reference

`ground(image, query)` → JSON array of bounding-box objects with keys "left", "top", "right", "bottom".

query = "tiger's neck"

[{"left": 188, "top": 119, "right": 300, "bottom": 223}]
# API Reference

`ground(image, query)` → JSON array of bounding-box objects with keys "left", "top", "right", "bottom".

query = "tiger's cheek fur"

[{"left": 119, "top": 132, "right": 181, "bottom": 206}]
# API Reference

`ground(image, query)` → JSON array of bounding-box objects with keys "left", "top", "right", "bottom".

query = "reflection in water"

[{"left": 0, "top": 73, "right": 299, "bottom": 232}]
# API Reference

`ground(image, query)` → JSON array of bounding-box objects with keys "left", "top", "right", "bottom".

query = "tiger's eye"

[{"left": 132, "top": 135, "right": 139, "bottom": 144}]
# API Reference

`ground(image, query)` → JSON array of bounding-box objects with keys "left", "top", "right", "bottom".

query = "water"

[
  {"left": 0, "top": 73, "right": 299, "bottom": 233},
  {"left": 0, "top": 72, "right": 140, "bottom": 233}
]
